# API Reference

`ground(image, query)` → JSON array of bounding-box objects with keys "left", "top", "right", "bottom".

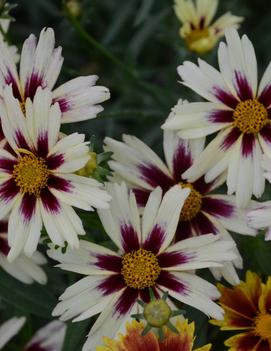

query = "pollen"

[
  {"left": 179, "top": 183, "right": 202, "bottom": 221},
  {"left": 13, "top": 154, "right": 49, "bottom": 196},
  {"left": 121, "top": 249, "right": 161, "bottom": 290},
  {"left": 233, "top": 99, "right": 269, "bottom": 134},
  {"left": 143, "top": 299, "right": 171, "bottom": 328},
  {"left": 254, "top": 313, "right": 271, "bottom": 339}
]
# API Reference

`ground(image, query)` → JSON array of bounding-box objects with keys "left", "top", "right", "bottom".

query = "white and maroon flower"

[
  {"left": 104, "top": 115, "right": 255, "bottom": 284},
  {"left": 0, "top": 27, "right": 109, "bottom": 127},
  {"left": 48, "top": 182, "right": 236, "bottom": 350},
  {"left": 0, "top": 86, "right": 111, "bottom": 261},
  {"left": 0, "top": 218, "right": 47, "bottom": 284},
  {"left": 162, "top": 28, "right": 271, "bottom": 208},
  {"left": 0, "top": 318, "right": 66, "bottom": 351}
]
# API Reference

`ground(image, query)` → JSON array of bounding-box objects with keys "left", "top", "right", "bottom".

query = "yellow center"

[
  {"left": 143, "top": 299, "right": 171, "bottom": 327},
  {"left": 13, "top": 154, "right": 49, "bottom": 196},
  {"left": 233, "top": 99, "right": 269, "bottom": 134},
  {"left": 180, "top": 183, "right": 202, "bottom": 221},
  {"left": 121, "top": 249, "right": 161, "bottom": 290},
  {"left": 185, "top": 28, "right": 217, "bottom": 54},
  {"left": 254, "top": 313, "right": 271, "bottom": 339}
]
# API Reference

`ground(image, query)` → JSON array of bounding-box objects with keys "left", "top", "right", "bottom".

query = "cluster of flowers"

[{"left": 2, "top": 0, "right": 271, "bottom": 350}]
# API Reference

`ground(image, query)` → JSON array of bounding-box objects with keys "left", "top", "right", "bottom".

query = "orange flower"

[
  {"left": 211, "top": 271, "right": 271, "bottom": 350},
  {"left": 96, "top": 318, "right": 211, "bottom": 351}
]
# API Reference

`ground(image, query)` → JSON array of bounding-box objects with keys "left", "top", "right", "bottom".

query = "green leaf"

[
  {"left": 61, "top": 320, "right": 90, "bottom": 351},
  {"left": 134, "top": 0, "right": 155, "bottom": 27},
  {"left": 0, "top": 269, "right": 56, "bottom": 318}
]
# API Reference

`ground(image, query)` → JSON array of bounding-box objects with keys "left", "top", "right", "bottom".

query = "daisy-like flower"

[
  {"left": 48, "top": 182, "right": 236, "bottom": 350},
  {"left": 96, "top": 318, "right": 211, "bottom": 351},
  {"left": 163, "top": 28, "right": 271, "bottom": 208},
  {"left": 0, "top": 18, "right": 19, "bottom": 63},
  {"left": 0, "top": 316, "right": 25, "bottom": 349},
  {"left": 104, "top": 109, "right": 255, "bottom": 284},
  {"left": 0, "top": 86, "right": 111, "bottom": 261},
  {"left": 0, "top": 27, "right": 109, "bottom": 125},
  {"left": 211, "top": 271, "right": 271, "bottom": 350},
  {"left": 0, "top": 218, "right": 47, "bottom": 284},
  {"left": 0, "top": 318, "right": 66, "bottom": 351},
  {"left": 174, "top": 0, "right": 243, "bottom": 54}
]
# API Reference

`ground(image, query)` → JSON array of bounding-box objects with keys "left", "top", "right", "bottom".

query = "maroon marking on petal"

[
  {"left": 95, "top": 254, "right": 122, "bottom": 273},
  {"left": 0, "top": 179, "right": 19, "bottom": 202},
  {"left": 25, "top": 73, "right": 44, "bottom": 100},
  {"left": 47, "top": 175, "right": 72, "bottom": 193},
  {"left": 46, "top": 153, "right": 64, "bottom": 170},
  {"left": 208, "top": 110, "right": 233, "bottom": 123},
  {"left": 258, "top": 85, "right": 271, "bottom": 108},
  {"left": 0, "top": 157, "right": 17, "bottom": 173},
  {"left": 201, "top": 196, "right": 234, "bottom": 218},
  {"left": 213, "top": 87, "right": 239, "bottom": 109},
  {"left": 138, "top": 164, "right": 174, "bottom": 191},
  {"left": 143, "top": 224, "right": 165, "bottom": 255},
  {"left": 158, "top": 251, "right": 194, "bottom": 268},
  {"left": 190, "top": 22, "right": 196, "bottom": 30},
  {"left": 133, "top": 188, "right": 150, "bottom": 207},
  {"left": 40, "top": 188, "right": 60, "bottom": 213},
  {"left": 98, "top": 274, "right": 125, "bottom": 296},
  {"left": 230, "top": 333, "right": 261, "bottom": 350},
  {"left": 199, "top": 16, "right": 205, "bottom": 29},
  {"left": 0, "top": 221, "right": 8, "bottom": 233},
  {"left": 0, "top": 231, "right": 9, "bottom": 256},
  {"left": 191, "top": 212, "right": 218, "bottom": 235},
  {"left": 37, "top": 132, "right": 48, "bottom": 158},
  {"left": 156, "top": 271, "right": 188, "bottom": 295},
  {"left": 114, "top": 287, "right": 138, "bottom": 317},
  {"left": 15, "top": 130, "right": 30, "bottom": 150},
  {"left": 20, "top": 193, "right": 37, "bottom": 222},
  {"left": 172, "top": 142, "right": 192, "bottom": 181},
  {"left": 241, "top": 133, "right": 255, "bottom": 158},
  {"left": 121, "top": 223, "right": 140, "bottom": 253},
  {"left": 192, "top": 176, "right": 215, "bottom": 195},
  {"left": 220, "top": 127, "right": 241, "bottom": 150},
  {"left": 53, "top": 97, "right": 71, "bottom": 113},
  {"left": 260, "top": 124, "right": 271, "bottom": 144},
  {"left": 5, "top": 71, "right": 22, "bottom": 101},
  {"left": 175, "top": 221, "right": 193, "bottom": 241},
  {"left": 0, "top": 120, "right": 4, "bottom": 141},
  {"left": 234, "top": 71, "right": 253, "bottom": 100},
  {"left": 24, "top": 343, "right": 48, "bottom": 351}
]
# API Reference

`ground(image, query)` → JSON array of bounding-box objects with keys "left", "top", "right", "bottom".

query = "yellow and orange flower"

[
  {"left": 212, "top": 271, "right": 271, "bottom": 350},
  {"left": 96, "top": 318, "right": 211, "bottom": 351}
]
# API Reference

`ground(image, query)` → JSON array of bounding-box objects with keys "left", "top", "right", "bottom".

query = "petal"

[
  {"left": 225, "top": 333, "right": 261, "bottom": 350},
  {"left": 0, "top": 317, "right": 26, "bottom": 349}
]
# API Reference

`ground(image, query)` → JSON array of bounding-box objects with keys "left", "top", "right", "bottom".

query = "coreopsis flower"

[
  {"left": 48, "top": 182, "right": 236, "bottom": 350},
  {"left": 0, "top": 27, "right": 109, "bottom": 124},
  {"left": 0, "top": 18, "right": 19, "bottom": 63},
  {"left": 211, "top": 271, "right": 271, "bottom": 350},
  {"left": 104, "top": 116, "right": 255, "bottom": 284},
  {"left": 163, "top": 28, "right": 271, "bottom": 208},
  {"left": 0, "top": 86, "right": 111, "bottom": 261},
  {"left": 0, "top": 219, "right": 47, "bottom": 284},
  {"left": 0, "top": 317, "right": 25, "bottom": 349},
  {"left": 174, "top": 0, "right": 243, "bottom": 54},
  {"left": 96, "top": 318, "right": 211, "bottom": 351},
  {"left": 0, "top": 318, "right": 66, "bottom": 350}
]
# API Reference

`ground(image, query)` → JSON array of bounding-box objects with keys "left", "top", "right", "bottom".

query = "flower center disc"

[
  {"left": 186, "top": 28, "right": 216, "bottom": 54},
  {"left": 254, "top": 313, "right": 271, "bottom": 339},
  {"left": 13, "top": 155, "right": 49, "bottom": 196},
  {"left": 233, "top": 99, "right": 269, "bottom": 134},
  {"left": 180, "top": 183, "right": 202, "bottom": 221},
  {"left": 143, "top": 299, "right": 171, "bottom": 328},
  {"left": 121, "top": 249, "right": 161, "bottom": 290}
]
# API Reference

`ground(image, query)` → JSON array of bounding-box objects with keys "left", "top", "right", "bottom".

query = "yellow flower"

[
  {"left": 96, "top": 318, "right": 211, "bottom": 351},
  {"left": 174, "top": 0, "right": 243, "bottom": 54},
  {"left": 211, "top": 271, "right": 271, "bottom": 350}
]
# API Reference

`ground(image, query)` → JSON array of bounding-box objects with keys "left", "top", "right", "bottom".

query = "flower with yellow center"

[
  {"left": 96, "top": 318, "right": 211, "bottom": 351},
  {"left": 48, "top": 182, "right": 237, "bottom": 350},
  {"left": 211, "top": 271, "right": 271, "bottom": 350},
  {"left": 174, "top": 0, "right": 243, "bottom": 54},
  {"left": 163, "top": 28, "right": 271, "bottom": 208}
]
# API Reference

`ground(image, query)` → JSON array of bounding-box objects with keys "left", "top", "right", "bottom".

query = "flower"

[
  {"left": 0, "top": 318, "right": 66, "bottom": 350},
  {"left": 163, "top": 28, "right": 271, "bottom": 208},
  {"left": 211, "top": 271, "right": 271, "bottom": 350},
  {"left": 0, "top": 86, "right": 111, "bottom": 261},
  {"left": 48, "top": 182, "right": 236, "bottom": 350},
  {"left": 0, "top": 218, "right": 47, "bottom": 284},
  {"left": 0, "top": 18, "right": 19, "bottom": 63},
  {"left": 104, "top": 107, "right": 255, "bottom": 284},
  {"left": 174, "top": 0, "right": 243, "bottom": 54},
  {"left": 0, "top": 27, "right": 110, "bottom": 125},
  {"left": 0, "top": 317, "right": 25, "bottom": 349},
  {"left": 96, "top": 318, "right": 211, "bottom": 351}
]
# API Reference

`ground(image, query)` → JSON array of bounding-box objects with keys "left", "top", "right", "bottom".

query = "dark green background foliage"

[{"left": 1, "top": 0, "right": 271, "bottom": 350}]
